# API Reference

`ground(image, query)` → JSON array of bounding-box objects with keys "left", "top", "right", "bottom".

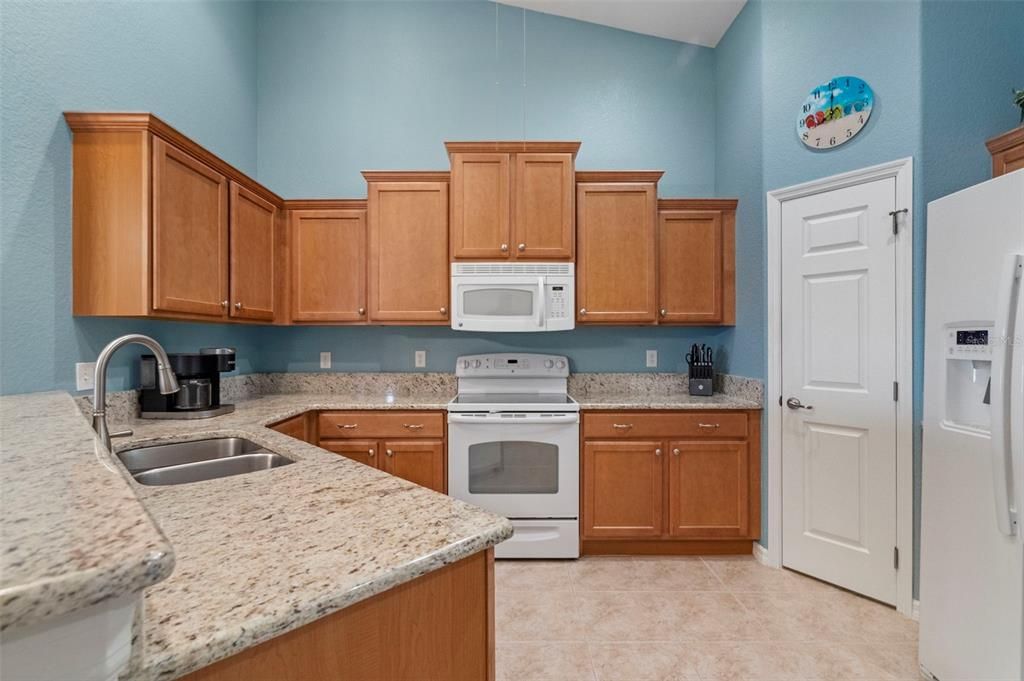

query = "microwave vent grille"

[{"left": 453, "top": 263, "right": 572, "bottom": 275}]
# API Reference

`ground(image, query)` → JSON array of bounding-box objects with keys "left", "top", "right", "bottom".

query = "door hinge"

[
  {"left": 893, "top": 381, "right": 899, "bottom": 402},
  {"left": 893, "top": 546, "right": 900, "bottom": 570},
  {"left": 778, "top": 395, "right": 783, "bottom": 407},
  {"left": 889, "top": 208, "right": 908, "bottom": 235}
]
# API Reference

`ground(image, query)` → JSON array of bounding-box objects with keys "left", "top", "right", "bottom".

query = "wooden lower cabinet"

[
  {"left": 268, "top": 413, "right": 312, "bottom": 443},
  {"left": 381, "top": 440, "right": 446, "bottom": 492},
  {"left": 179, "top": 549, "right": 494, "bottom": 681},
  {"left": 581, "top": 410, "right": 760, "bottom": 554},
  {"left": 320, "top": 439, "right": 379, "bottom": 467}
]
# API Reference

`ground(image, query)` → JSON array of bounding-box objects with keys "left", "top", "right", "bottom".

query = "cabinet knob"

[
  {"left": 234, "top": 302, "right": 243, "bottom": 310},
  {"left": 673, "top": 448, "right": 681, "bottom": 456},
  {"left": 440, "top": 306, "right": 447, "bottom": 315},
  {"left": 385, "top": 449, "right": 394, "bottom": 457},
  {"left": 660, "top": 309, "right": 667, "bottom": 317},
  {"left": 368, "top": 448, "right": 375, "bottom": 457},
  {"left": 518, "top": 243, "right": 526, "bottom": 252},
  {"left": 358, "top": 307, "right": 365, "bottom": 315},
  {"left": 655, "top": 448, "right": 662, "bottom": 457},
  {"left": 221, "top": 300, "right": 229, "bottom": 309},
  {"left": 580, "top": 308, "right": 587, "bottom": 316},
  {"left": 500, "top": 243, "right": 509, "bottom": 252}
]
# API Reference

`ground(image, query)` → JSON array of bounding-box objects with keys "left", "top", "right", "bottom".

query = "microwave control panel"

[{"left": 547, "top": 285, "right": 570, "bottom": 320}]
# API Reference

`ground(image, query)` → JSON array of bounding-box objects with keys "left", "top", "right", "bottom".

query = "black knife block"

[{"left": 689, "top": 375, "right": 713, "bottom": 396}]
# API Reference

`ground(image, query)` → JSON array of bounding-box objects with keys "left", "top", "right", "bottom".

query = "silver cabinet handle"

[
  {"left": 403, "top": 424, "right": 424, "bottom": 430},
  {"left": 786, "top": 397, "right": 813, "bottom": 410},
  {"left": 673, "top": 448, "right": 681, "bottom": 456},
  {"left": 580, "top": 308, "right": 587, "bottom": 316},
  {"left": 221, "top": 300, "right": 229, "bottom": 309},
  {"left": 612, "top": 423, "right": 633, "bottom": 430},
  {"left": 368, "top": 448, "right": 375, "bottom": 457},
  {"left": 697, "top": 423, "right": 720, "bottom": 429},
  {"left": 660, "top": 309, "right": 667, "bottom": 317},
  {"left": 655, "top": 448, "right": 662, "bottom": 457},
  {"left": 440, "top": 307, "right": 447, "bottom": 315},
  {"left": 337, "top": 424, "right": 358, "bottom": 429},
  {"left": 385, "top": 449, "right": 394, "bottom": 457},
  {"left": 500, "top": 243, "right": 509, "bottom": 252},
  {"left": 234, "top": 302, "right": 243, "bottom": 310},
  {"left": 358, "top": 307, "right": 365, "bottom": 315},
  {"left": 518, "top": 243, "right": 526, "bottom": 252}
]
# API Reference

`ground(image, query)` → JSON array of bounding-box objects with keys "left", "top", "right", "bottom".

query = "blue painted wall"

[{"left": 0, "top": 0, "right": 262, "bottom": 393}]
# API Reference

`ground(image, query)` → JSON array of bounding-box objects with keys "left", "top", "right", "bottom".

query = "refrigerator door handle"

[
  {"left": 990, "top": 253, "right": 1023, "bottom": 536},
  {"left": 1011, "top": 257, "right": 1024, "bottom": 543}
]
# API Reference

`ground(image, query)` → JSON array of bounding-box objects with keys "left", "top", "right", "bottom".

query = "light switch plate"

[
  {"left": 646, "top": 350, "right": 658, "bottom": 368},
  {"left": 320, "top": 352, "right": 331, "bottom": 369},
  {"left": 414, "top": 350, "right": 427, "bottom": 368},
  {"left": 76, "top": 362, "right": 95, "bottom": 391}
]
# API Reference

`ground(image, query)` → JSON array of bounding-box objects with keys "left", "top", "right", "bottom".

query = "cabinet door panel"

[
  {"left": 659, "top": 210, "right": 722, "bottom": 323},
  {"left": 270, "top": 414, "right": 309, "bottom": 442},
  {"left": 368, "top": 182, "right": 449, "bottom": 322},
  {"left": 576, "top": 183, "right": 657, "bottom": 323},
  {"left": 151, "top": 137, "right": 228, "bottom": 317},
  {"left": 514, "top": 153, "right": 573, "bottom": 259},
  {"left": 668, "top": 440, "right": 749, "bottom": 538},
  {"left": 381, "top": 440, "right": 446, "bottom": 493},
  {"left": 321, "top": 439, "right": 380, "bottom": 468},
  {"left": 451, "top": 153, "right": 510, "bottom": 259},
  {"left": 583, "top": 441, "right": 663, "bottom": 538},
  {"left": 291, "top": 209, "right": 366, "bottom": 322},
  {"left": 230, "top": 182, "right": 276, "bottom": 320}
]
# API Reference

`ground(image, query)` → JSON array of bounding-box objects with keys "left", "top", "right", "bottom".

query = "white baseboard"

[
  {"left": 752, "top": 542, "right": 770, "bottom": 566},
  {"left": 911, "top": 598, "right": 920, "bottom": 621}
]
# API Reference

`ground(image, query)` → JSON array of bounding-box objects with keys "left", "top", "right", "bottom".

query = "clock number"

[
  {"left": 802, "top": 132, "right": 809, "bottom": 141},
  {"left": 859, "top": 115, "right": 864, "bottom": 124},
  {"left": 846, "top": 129, "right": 853, "bottom": 138},
  {"left": 815, "top": 138, "right": 821, "bottom": 147},
  {"left": 829, "top": 137, "right": 837, "bottom": 145}
]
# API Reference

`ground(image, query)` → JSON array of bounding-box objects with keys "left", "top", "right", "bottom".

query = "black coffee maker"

[{"left": 140, "top": 348, "right": 236, "bottom": 419}]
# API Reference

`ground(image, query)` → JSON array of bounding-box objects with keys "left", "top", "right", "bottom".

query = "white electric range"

[{"left": 447, "top": 353, "right": 580, "bottom": 558}]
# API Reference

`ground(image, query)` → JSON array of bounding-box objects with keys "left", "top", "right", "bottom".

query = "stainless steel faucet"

[{"left": 92, "top": 334, "right": 179, "bottom": 451}]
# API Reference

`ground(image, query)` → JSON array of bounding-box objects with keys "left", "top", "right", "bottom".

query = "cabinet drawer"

[
  {"left": 583, "top": 412, "right": 748, "bottom": 439},
  {"left": 318, "top": 411, "right": 444, "bottom": 438}
]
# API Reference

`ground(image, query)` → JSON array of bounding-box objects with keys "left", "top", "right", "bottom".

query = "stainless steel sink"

[{"left": 118, "top": 438, "right": 294, "bottom": 486}]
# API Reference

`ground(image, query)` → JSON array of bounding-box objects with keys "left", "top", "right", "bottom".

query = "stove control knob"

[
  {"left": 555, "top": 359, "right": 566, "bottom": 369},
  {"left": 544, "top": 359, "right": 554, "bottom": 369}
]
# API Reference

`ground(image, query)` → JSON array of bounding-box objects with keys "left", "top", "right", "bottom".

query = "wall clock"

[{"left": 798, "top": 76, "right": 873, "bottom": 149}]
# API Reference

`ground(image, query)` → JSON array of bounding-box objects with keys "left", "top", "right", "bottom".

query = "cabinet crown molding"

[
  {"left": 361, "top": 170, "right": 450, "bottom": 183},
  {"left": 986, "top": 125, "right": 1024, "bottom": 154},
  {"left": 575, "top": 170, "right": 665, "bottom": 183},
  {"left": 283, "top": 199, "right": 367, "bottom": 211},
  {"left": 444, "top": 141, "right": 581, "bottom": 157},
  {"left": 64, "top": 111, "right": 282, "bottom": 205},
  {"left": 658, "top": 198, "right": 738, "bottom": 211}
]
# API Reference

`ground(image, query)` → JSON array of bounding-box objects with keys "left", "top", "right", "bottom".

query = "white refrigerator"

[{"left": 921, "top": 168, "right": 1024, "bottom": 681}]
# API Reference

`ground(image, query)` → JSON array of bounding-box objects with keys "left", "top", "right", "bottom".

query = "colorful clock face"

[{"left": 798, "top": 76, "right": 873, "bottom": 149}]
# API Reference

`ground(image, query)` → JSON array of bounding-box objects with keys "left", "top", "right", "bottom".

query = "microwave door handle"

[
  {"left": 537, "top": 276, "right": 546, "bottom": 328},
  {"left": 990, "top": 253, "right": 1023, "bottom": 536}
]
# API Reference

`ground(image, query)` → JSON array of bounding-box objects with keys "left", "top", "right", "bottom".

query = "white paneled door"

[{"left": 780, "top": 176, "right": 898, "bottom": 605}]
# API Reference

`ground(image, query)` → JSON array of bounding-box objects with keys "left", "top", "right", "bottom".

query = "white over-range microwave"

[{"left": 450, "top": 263, "right": 574, "bottom": 332}]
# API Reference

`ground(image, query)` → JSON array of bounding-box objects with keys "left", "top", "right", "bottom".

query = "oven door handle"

[{"left": 447, "top": 413, "right": 579, "bottom": 425}]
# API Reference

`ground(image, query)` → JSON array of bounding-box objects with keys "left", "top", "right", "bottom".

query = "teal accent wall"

[{"left": 0, "top": 0, "right": 262, "bottom": 393}]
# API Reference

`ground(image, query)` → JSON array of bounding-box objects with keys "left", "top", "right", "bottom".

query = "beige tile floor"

[{"left": 494, "top": 555, "right": 920, "bottom": 681}]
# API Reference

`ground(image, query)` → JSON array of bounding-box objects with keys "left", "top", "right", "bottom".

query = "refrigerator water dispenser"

[{"left": 944, "top": 325, "right": 994, "bottom": 431}]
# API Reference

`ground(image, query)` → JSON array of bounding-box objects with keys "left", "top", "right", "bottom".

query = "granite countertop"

[
  {"left": 574, "top": 392, "right": 761, "bottom": 410},
  {"left": 0, "top": 392, "right": 174, "bottom": 634},
  {"left": 109, "top": 394, "right": 511, "bottom": 681}
]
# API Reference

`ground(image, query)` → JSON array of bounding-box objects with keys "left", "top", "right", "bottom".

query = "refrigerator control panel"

[{"left": 947, "top": 326, "right": 993, "bottom": 360}]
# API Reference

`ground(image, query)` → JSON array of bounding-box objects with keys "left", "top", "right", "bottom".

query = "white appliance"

[
  {"left": 450, "top": 263, "right": 574, "bottom": 332},
  {"left": 447, "top": 353, "right": 580, "bottom": 558},
  {"left": 920, "top": 169, "right": 1024, "bottom": 681}
]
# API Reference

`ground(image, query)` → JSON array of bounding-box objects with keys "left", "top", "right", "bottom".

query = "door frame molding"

[{"left": 765, "top": 157, "right": 914, "bottom": 616}]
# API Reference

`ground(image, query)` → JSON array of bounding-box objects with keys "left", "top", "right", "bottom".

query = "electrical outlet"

[
  {"left": 76, "top": 362, "right": 95, "bottom": 391},
  {"left": 320, "top": 352, "right": 331, "bottom": 369},
  {"left": 414, "top": 350, "right": 427, "bottom": 368},
  {"left": 646, "top": 350, "right": 658, "bottom": 368}
]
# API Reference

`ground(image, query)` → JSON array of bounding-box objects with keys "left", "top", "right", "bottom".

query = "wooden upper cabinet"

[
  {"left": 667, "top": 440, "right": 749, "bottom": 538},
  {"left": 583, "top": 440, "right": 664, "bottom": 538},
  {"left": 364, "top": 172, "right": 450, "bottom": 324},
  {"left": 987, "top": 126, "right": 1024, "bottom": 177},
  {"left": 450, "top": 153, "right": 510, "bottom": 259},
  {"left": 289, "top": 204, "right": 367, "bottom": 323},
  {"left": 229, "top": 182, "right": 276, "bottom": 321},
  {"left": 514, "top": 153, "right": 574, "bottom": 259},
  {"left": 576, "top": 177, "right": 659, "bottom": 323},
  {"left": 658, "top": 199, "right": 736, "bottom": 325},
  {"left": 447, "top": 142, "right": 579, "bottom": 261},
  {"left": 152, "top": 136, "right": 229, "bottom": 318},
  {"left": 381, "top": 439, "right": 446, "bottom": 493}
]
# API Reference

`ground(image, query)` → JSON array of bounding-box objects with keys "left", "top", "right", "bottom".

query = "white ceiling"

[{"left": 498, "top": 0, "right": 746, "bottom": 48}]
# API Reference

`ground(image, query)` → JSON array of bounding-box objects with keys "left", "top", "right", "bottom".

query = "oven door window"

[
  {"left": 468, "top": 441, "right": 558, "bottom": 494},
  {"left": 462, "top": 288, "right": 535, "bottom": 317}
]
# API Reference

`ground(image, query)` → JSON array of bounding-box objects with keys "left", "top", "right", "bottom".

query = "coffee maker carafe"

[{"left": 140, "top": 347, "right": 236, "bottom": 419}]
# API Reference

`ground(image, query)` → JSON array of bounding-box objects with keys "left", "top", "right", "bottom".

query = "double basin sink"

[{"left": 118, "top": 437, "right": 294, "bottom": 486}]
